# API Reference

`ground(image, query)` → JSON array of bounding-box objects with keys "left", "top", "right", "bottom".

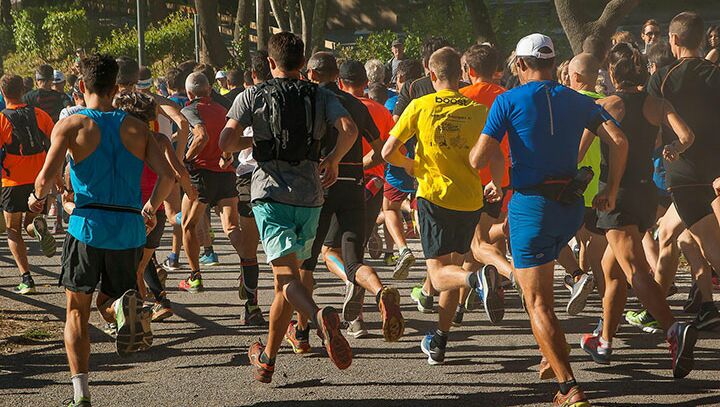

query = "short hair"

[
  {"left": 268, "top": 32, "right": 305, "bottom": 72},
  {"left": 364, "top": 59, "right": 386, "bottom": 84},
  {"left": 36, "top": 64, "right": 54, "bottom": 82},
  {"left": 116, "top": 56, "right": 139, "bottom": 86},
  {"left": 66, "top": 74, "right": 78, "bottom": 88},
  {"left": 367, "top": 83, "right": 388, "bottom": 105},
  {"left": 0, "top": 75, "right": 24, "bottom": 100},
  {"left": 113, "top": 90, "right": 157, "bottom": 123},
  {"left": 251, "top": 50, "right": 271, "bottom": 81},
  {"left": 396, "top": 59, "right": 423, "bottom": 83},
  {"left": 608, "top": 42, "right": 648, "bottom": 89},
  {"left": 185, "top": 71, "right": 210, "bottom": 97},
  {"left": 307, "top": 51, "right": 338, "bottom": 82},
  {"left": 612, "top": 31, "right": 636, "bottom": 46},
  {"left": 582, "top": 35, "right": 610, "bottom": 62},
  {"left": 81, "top": 54, "right": 119, "bottom": 97},
  {"left": 429, "top": 47, "right": 462, "bottom": 83},
  {"left": 519, "top": 47, "right": 556, "bottom": 71},
  {"left": 193, "top": 63, "right": 215, "bottom": 85},
  {"left": 23, "top": 77, "right": 34, "bottom": 92},
  {"left": 243, "top": 71, "right": 254, "bottom": 86},
  {"left": 463, "top": 43, "right": 500, "bottom": 78},
  {"left": 646, "top": 40, "right": 675, "bottom": 69},
  {"left": 422, "top": 36, "right": 451, "bottom": 66},
  {"left": 138, "top": 66, "right": 152, "bottom": 81},
  {"left": 669, "top": 12, "right": 704, "bottom": 49},
  {"left": 165, "top": 67, "right": 186, "bottom": 92},
  {"left": 226, "top": 69, "right": 243, "bottom": 87}
]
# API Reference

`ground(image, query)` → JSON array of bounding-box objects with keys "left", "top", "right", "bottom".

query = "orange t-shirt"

[
  {"left": 0, "top": 103, "right": 54, "bottom": 187},
  {"left": 460, "top": 82, "right": 511, "bottom": 187},
  {"left": 359, "top": 97, "right": 393, "bottom": 180}
]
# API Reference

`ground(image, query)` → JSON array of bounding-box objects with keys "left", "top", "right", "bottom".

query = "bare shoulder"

[
  {"left": 56, "top": 113, "right": 91, "bottom": 134},
  {"left": 120, "top": 114, "right": 150, "bottom": 136}
]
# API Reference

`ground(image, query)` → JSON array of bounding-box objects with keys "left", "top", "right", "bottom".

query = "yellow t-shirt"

[
  {"left": 390, "top": 89, "right": 486, "bottom": 211},
  {"left": 577, "top": 90, "right": 605, "bottom": 207}
]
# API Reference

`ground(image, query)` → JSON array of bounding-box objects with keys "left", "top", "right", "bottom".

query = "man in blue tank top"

[{"left": 29, "top": 54, "right": 175, "bottom": 407}]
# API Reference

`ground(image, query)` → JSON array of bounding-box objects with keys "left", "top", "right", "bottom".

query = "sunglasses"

[{"left": 644, "top": 30, "right": 660, "bottom": 36}]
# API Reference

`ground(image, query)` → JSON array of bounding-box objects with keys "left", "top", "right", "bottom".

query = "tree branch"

[
  {"left": 464, "top": 0, "right": 496, "bottom": 44},
  {"left": 269, "top": 0, "right": 290, "bottom": 32},
  {"left": 595, "top": 0, "right": 641, "bottom": 36}
]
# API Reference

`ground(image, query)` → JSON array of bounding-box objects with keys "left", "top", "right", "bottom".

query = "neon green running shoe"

[
  {"left": 625, "top": 309, "right": 661, "bottom": 334},
  {"left": 179, "top": 274, "right": 204, "bottom": 293},
  {"left": 66, "top": 397, "right": 91, "bottom": 406},
  {"left": 14, "top": 276, "right": 36, "bottom": 295},
  {"left": 410, "top": 285, "right": 434, "bottom": 313}
]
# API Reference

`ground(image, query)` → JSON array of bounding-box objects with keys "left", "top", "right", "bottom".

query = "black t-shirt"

[
  {"left": 320, "top": 82, "right": 379, "bottom": 181},
  {"left": 224, "top": 87, "right": 243, "bottom": 105},
  {"left": 211, "top": 89, "right": 233, "bottom": 110},
  {"left": 392, "top": 75, "right": 470, "bottom": 117},
  {"left": 22, "top": 88, "right": 69, "bottom": 122},
  {"left": 646, "top": 57, "right": 720, "bottom": 184}
]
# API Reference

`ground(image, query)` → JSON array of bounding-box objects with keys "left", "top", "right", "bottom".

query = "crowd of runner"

[{"left": 1, "top": 9, "right": 719, "bottom": 407}]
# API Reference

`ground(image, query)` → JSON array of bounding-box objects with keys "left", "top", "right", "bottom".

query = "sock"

[
  {"left": 295, "top": 323, "right": 310, "bottom": 340},
  {"left": 572, "top": 269, "right": 584, "bottom": 279},
  {"left": 240, "top": 258, "right": 260, "bottom": 305},
  {"left": 21, "top": 272, "right": 32, "bottom": 283},
  {"left": 421, "top": 287, "right": 430, "bottom": 297},
  {"left": 598, "top": 337, "right": 611, "bottom": 354},
  {"left": 432, "top": 329, "right": 448, "bottom": 348},
  {"left": 143, "top": 260, "right": 164, "bottom": 302},
  {"left": 375, "top": 290, "right": 382, "bottom": 306},
  {"left": 558, "top": 378, "right": 578, "bottom": 395},
  {"left": 259, "top": 352, "right": 275, "bottom": 365},
  {"left": 457, "top": 304, "right": 466, "bottom": 312},
  {"left": 399, "top": 246, "right": 408, "bottom": 254},
  {"left": 167, "top": 252, "right": 178, "bottom": 262},
  {"left": 203, "top": 246, "right": 214, "bottom": 256},
  {"left": 466, "top": 271, "right": 480, "bottom": 290},
  {"left": 191, "top": 270, "right": 201, "bottom": 280},
  {"left": 700, "top": 301, "right": 717, "bottom": 312},
  {"left": 71, "top": 373, "right": 90, "bottom": 402}
]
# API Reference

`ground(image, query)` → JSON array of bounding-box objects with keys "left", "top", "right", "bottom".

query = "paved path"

[{"left": 1, "top": 229, "right": 719, "bottom": 406}]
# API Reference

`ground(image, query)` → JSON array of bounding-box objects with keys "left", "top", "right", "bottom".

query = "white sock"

[
  {"left": 421, "top": 288, "right": 430, "bottom": 297},
  {"left": 667, "top": 321, "right": 679, "bottom": 340},
  {"left": 71, "top": 373, "right": 90, "bottom": 402},
  {"left": 599, "top": 336, "right": 611, "bottom": 348}
]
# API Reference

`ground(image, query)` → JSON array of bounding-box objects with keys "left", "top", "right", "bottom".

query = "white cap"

[
  {"left": 515, "top": 33, "right": 555, "bottom": 59},
  {"left": 53, "top": 70, "right": 66, "bottom": 84},
  {"left": 215, "top": 70, "right": 226, "bottom": 79}
]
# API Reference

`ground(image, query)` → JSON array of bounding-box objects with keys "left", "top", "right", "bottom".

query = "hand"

[
  {"left": 319, "top": 158, "right": 339, "bottom": 189},
  {"left": 219, "top": 155, "right": 233, "bottom": 169},
  {"left": 55, "top": 175, "right": 65, "bottom": 193},
  {"left": 142, "top": 203, "right": 157, "bottom": 233},
  {"left": 28, "top": 192, "right": 46, "bottom": 214},
  {"left": 662, "top": 142, "right": 682, "bottom": 162},
  {"left": 484, "top": 181, "right": 503, "bottom": 203},
  {"left": 592, "top": 187, "right": 617, "bottom": 212},
  {"left": 183, "top": 179, "right": 199, "bottom": 201},
  {"left": 713, "top": 177, "right": 720, "bottom": 196}
]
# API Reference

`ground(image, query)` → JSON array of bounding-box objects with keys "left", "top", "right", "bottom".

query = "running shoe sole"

[
  {"left": 342, "top": 283, "right": 365, "bottom": 322},
  {"left": 15, "top": 286, "right": 36, "bottom": 295},
  {"left": 116, "top": 290, "right": 152, "bottom": 357},
  {"left": 566, "top": 274, "right": 594, "bottom": 316},
  {"left": 367, "top": 228, "right": 383, "bottom": 259},
  {"left": 481, "top": 265, "right": 504, "bottom": 323},
  {"left": 200, "top": 261, "right": 220, "bottom": 267},
  {"left": 673, "top": 324, "right": 697, "bottom": 378},
  {"left": 248, "top": 342, "right": 274, "bottom": 383},
  {"left": 420, "top": 337, "right": 444, "bottom": 365},
  {"left": 379, "top": 287, "right": 404, "bottom": 342},
  {"left": 161, "top": 262, "right": 180, "bottom": 272},
  {"left": 392, "top": 252, "right": 415, "bottom": 280},
  {"left": 317, "top": 307, "right": 352, "bottom": 369},
  {"left": 625, "top": 314, "right": 661, "bottom": 334},
  {"left": 347, "top": 326, "right": 369, "bottom": 339},
  {"left": 33, "top": 216, "right": 56, "bottom": 258},
  {"left": 697, "top": 315, "right": 720, "bottom": 331},
  {"left": 151, "top": 307, "right": 173, "bottom": 322}
]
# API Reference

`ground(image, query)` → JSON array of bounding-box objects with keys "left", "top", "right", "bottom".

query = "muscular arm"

[
  {"left": 661, "top": 99, "right": 695, "bottom": 156},
  {"left": 218, "top": 118, "right": 253, "bottom": 153},
  {"left": 363, "top": 138, "right": 385, "bottom": 170},
  {"left": 32, "top": 116, "right": 76, "bottom": 209},
  {"left": 184, "top": 125, "right": 209, "bottom": 161},
  {"left": 382, "top": 136, "right": 415, "bottom": 176},
  {"left": 143, "top": 128, "right": 175, "bottom": 212},
  {"left": 578, "top": 129, "right": 596, "bottom": 163}
]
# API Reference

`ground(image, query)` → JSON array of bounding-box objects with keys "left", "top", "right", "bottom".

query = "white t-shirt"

[{"left": 235, "top": 126, "right": 256, "bottom": 176}]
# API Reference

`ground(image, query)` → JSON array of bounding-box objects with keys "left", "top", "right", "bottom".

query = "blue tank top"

[{"left": 68, "top": 109, "right": 146, "bottom": 250}]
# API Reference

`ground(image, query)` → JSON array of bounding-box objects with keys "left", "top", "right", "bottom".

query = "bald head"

[
  {"left": 185, "top": 71, "right": 210, "bottom": 98},
  {"left": 307, "top": 51, "right": 338, "bottom": 83},
  {"left": 568, "top": 53, "right": 600, "bottom": 91}
]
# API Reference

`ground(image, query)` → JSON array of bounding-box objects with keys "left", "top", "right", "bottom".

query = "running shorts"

[
  {"left": 670, "top": 184, "right": 715, "bottom": 229},
  {"left": 597, "top": 182, "right": 658, "bottom": 233},
  {"left": 417, "top": 197, "right": 481, "bottom": 258},
  {"left": 252, "top": 201, "right": 321, "bottom": 263},
  {"left": 508, "top": 190, "right": 584, "bottom": 269},
  {"left": 383, "top": 181, "right": 411, "bottom": 203},
  {"left": 60, "top": 234, "right": 143, "bottom": 298},
  {"left": 190, "top": 168, "right": 237, "bottom": 207},
  {"left": 236, "top": 172, "right": 254, "bottom": 218},
  {"left": 1, "top": 184, "right": 33, "bottom": 213},
  {"left": 583, "top": 207, "right": 604, "bottom": 235}
]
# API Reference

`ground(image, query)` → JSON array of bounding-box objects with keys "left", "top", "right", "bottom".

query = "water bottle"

[{"left": 364, "top": 176, "right": 383, "bottom": 201}]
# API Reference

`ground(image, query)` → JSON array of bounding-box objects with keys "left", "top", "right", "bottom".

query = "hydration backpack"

[
  {"left": 1, "top": 107, "right": 48, "bottom": 156},
  {"left": 253, "top": 78, "right": 319, "bottom": 164}
]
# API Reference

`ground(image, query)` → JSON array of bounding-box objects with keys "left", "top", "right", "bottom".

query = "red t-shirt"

[
  {"left": 182, "top": 97, "right": 232, "bottom": 173},
  {"left": 460, "top": 82, "right": 511, "bottom": 187},
  {"left": 359, "top": 97, "right": 393, "bottom": 180}
]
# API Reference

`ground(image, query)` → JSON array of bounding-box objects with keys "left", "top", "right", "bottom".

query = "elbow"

[
  {"left": 218, "top": 130, "right": 230, "bottom": 152},
  {"left": 469, "top": 152, "right": 482, "bottom": 170},
  {"left": 381, "top": 144, "right": 392, "bottom": 162}
]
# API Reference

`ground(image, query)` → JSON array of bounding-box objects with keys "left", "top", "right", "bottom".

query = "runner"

[
  {"left": 23, "top": 64, "right": 70, "bottom": 122},
  {"left": 29, "top": 54, "right": 175, "bottom": 407},
  {"left": 218, "top": 32, "right": 357, "bottom": 383},
  {"left": 223, "top": 68, "right": 244, "bottom": 103},
  {"left": 53, "top": 70, "right": 73, "bottom": 107},
  {"left": 640, "top": 19, "right": 661, "bottom": 54},
  {"left": 580, "top": 42, "right": 698, "bottom": 379},
  {"left": 0, "top": 74, "right": 57, "bottom": 295},
  {"left": 59, "top": 81, "right": 86, "bottom": 121},
  {"left": 470, "top": 33, "right": 628, "bottom": 406},
  {"left": 383, "top": 47, "right": 502, "bottom": 365},
  {"left": 193, "top": 64, "right": 233, "bottom": 110}
]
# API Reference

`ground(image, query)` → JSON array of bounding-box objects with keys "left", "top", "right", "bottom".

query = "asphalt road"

[{"left": 1, "top": 228, "right": 719, "bottom": 407}]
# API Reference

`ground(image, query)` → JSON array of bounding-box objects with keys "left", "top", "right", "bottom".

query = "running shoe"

[
  {"left": 378, "top": 286, "right": 404, "bottom": 342},
  {"left": 712, "top": 272, "right": 720, "bottom": 290},
  {"left": 625, "top": 309, "right": 661, "bottom": 334},
  {"left": 346, "top": 318, "right": 368, "bottom": 339},
  {"left": 65, "top": 397, "right": 92, "bottom": 407},
  {"left": 114, "top": 290, "right": 152, "bottom": 357},
  {"left": 151, "top": 298, "right": 173, "bottom": 322},
  {"left": 383, "top": 252, "right": 398, "bottom": 266},
  {"left": 199, "top": 252, "right": 220, "bottom": 266},
  {"left": 694, "top": 306, "right": 720, "bottom": 331},
  {"left": 178, "top": 274, "right": 203, "bottom": 293},
  {"left": 683, "top": 283, "right": 702, "bottom": 314},
  {"left": 420, "top": 333, "right": 445, "bottom": 365},
  {"left": 32, "top": 216, "right": 56, "bottom": 258},
  {"left": 367, "top": 226, "right": 383, "bottom": 259},
  {"left": 102, "top": 322, "right": 117, "bottom": 337},
  {"left": 342, "top": 281, "right": 365, "bottom": 322},
  {"left": 668, "top": 322, "right": 697, "bottom": 378},
  {"left": 155, "top": 266, "right": 168, "bottom": 290},
  {"left": 452, "top": 306, "right": 465, "bottom": 327},
  {"left": 410, "top": 285, "right": 434, "bottom": 313},
  {"left": 248, "top": 341, "right": 274, "bottom": 383},
  {"left": 162, "top": 256, "right": 180, "bottom": 271},
  {"left": 392, "top": 248, "right": 415, "bottom": 280},
  {"left": 316, "top": 306, "right": 352, "bottom": 369},
  {"left": 14, "top": 275, "right": 36, "bottom": 295},
  {"left": 592, "top": 318, "right": 603, "bottom": 337},
  {"left": 563, "top": 274, "right": 575, "bottom": 292},
  {"left": 241, "top": 304, "right": 266, "bottom": 326},
  {"left": 566, "top": 272, "right": 594, "bottom": 316},
  {"left": 580, "top": 334, "right": 611, "bottom": 365},
  {"left": 285, "top": 320, "right": 311, "bottom": 354},
  {"left": 553, "top": 386, "right": 591, "bottom": 407},
  {"left": 472, "top": 265, "right": 504, "bottom": 323},
  {"left": 237, "top": 274, "right": 247, "bottom": 301}
]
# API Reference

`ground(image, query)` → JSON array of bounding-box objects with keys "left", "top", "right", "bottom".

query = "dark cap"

[
  {"left": 339, "top": 60, "right": 368, "bottom": 84},
  {"left": 307, "top": 51, "right": 338, "bottom": 74},
  {"left": 392, "top": 39, "right": 404, "bottom": 47}
]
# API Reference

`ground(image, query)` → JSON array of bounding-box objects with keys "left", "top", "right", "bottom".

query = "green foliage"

[
  {"left": 11, "top": 9, "right": 43, "bottom": 53},
  {"left": 405, "top": 1, "right": 475, "bottom": 53},
  {"left": 336, "top": 30, "right": 421, "bottom": 63},
  {"left": 0, "top": 24, "right": 14, "bottom": 57},
  {"left": 229, "top": 28, "right": 249, "bottom": 71},
  {"left": 42, "top": 9, "right": 90, "bottom": 58}
]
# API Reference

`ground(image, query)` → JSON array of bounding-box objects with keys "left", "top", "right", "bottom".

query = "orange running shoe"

[
  {"left": 285, "top": 320, "right": 311, "bottom": 354},
  {"left": 248, "top": 341, "right": 274, "bottom": 383},
  {"left": 316, "top": 307, "right": 352, "bottom": 369},
  {"left": 378, "top": 287, "right": 405, "bottom": 342}
]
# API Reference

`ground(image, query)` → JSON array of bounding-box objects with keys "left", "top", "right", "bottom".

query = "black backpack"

[
  {"left": 0, "top": 106, "right": 48, "bottom": 176},
  {"left": 253, "top": 78, "right": 319, "bottom": 164}
]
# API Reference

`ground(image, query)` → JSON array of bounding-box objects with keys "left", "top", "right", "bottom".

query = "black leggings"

[{"left": 144, "top": 255, "right": 164, "bottom": 302}]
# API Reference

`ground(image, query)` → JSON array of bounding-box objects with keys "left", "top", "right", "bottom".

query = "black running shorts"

[
  {"left": 583, "top": 207, "right": 604, "bottom": 235},
  {"left": 1, "top": 184, "right": 33, "bottom": 213},
  {"left": 670, "top": 184, "right": 715, "bottom": 229},
  {"left": 417, "top": 197, "right": 482, "bottom": 258},
  {"left": 190, "top": 168, "right": 237, "bottom": 207},
  {"left": 597, "top": 182, "right": 658, "bottom": 233},
  {"left": 60, "top": 234, "right": 143, "bottom": 299},
  {"left": 235, "top": 172, "right": 254, "bottom": 218}
]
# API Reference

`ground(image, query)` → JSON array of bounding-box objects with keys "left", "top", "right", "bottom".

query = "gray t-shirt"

[{"left": 227, "top": 80, "right": 350, "bottom": 207}]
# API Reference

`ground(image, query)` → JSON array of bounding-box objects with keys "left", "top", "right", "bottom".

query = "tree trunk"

[
  {"left": 269, "top": 0, "right": 290, "bottom": 32},
  {"left": 464, "top": 0, "right": 496, "bottom": 44},
  {"left": 299, "top": 0, "right": 314, "bottom": 58},
  {"left": 287, "top": 0, "right": 300, "bottom": 33},
  {"left": 195, "top": 0, "right": 231, "bottom": 67},
  {"left": 0, "top": 0, "right": 11, "bottom": 26},
  {"left": 256, "top": 0, "right": 270, "bottom": 51},
  {"left": 147, "top": 0, "right": 168, "bottom": 24},
  {"left": 311, "top": 0, "right": 327, "bottom": 53},
  {"left": 555, "top": 0, "right": 640, "bottom": 54},
  {"left": 234, "top": 0, "right": 252, "bottom": 67}
]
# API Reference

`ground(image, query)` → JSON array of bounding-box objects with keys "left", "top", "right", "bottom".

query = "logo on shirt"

[{"left": 435, "top": 96, "right": 472, "bottom": 106}]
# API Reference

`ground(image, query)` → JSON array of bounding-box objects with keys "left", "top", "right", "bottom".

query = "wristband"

[
  {"left": 142, "top": 208, "right": 156, "bottom": 217},
  {"left": 31, "top": 191, "right": 47, "bottom": 202}
]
